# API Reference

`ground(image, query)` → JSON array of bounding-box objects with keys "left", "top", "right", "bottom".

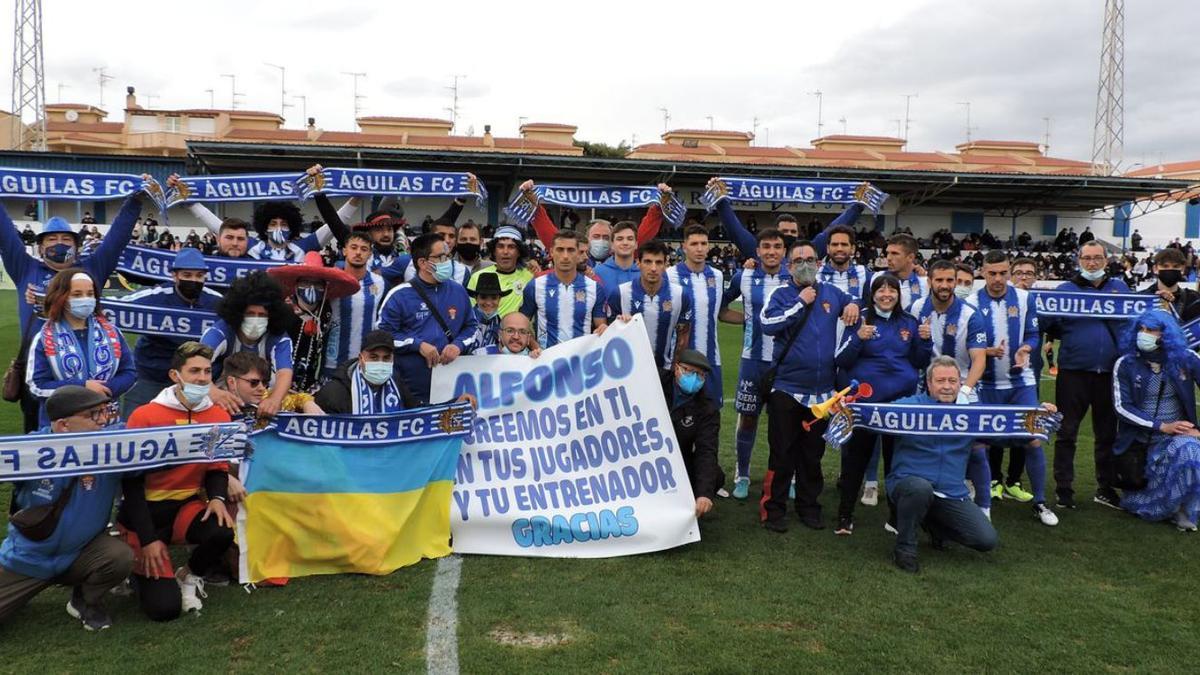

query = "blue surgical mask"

[
  {"left": 45, "top": 243, "right": 76, "bottom": 264},
  {"left": 1080, "top": 267, "right": 1105, "bottom": 282},
  {"left": 269, "top": 228, "right": 289, "bottom": 245},
  {"left": 67, "top": 297, "right": 96, "bottom": 319},
  {"left": 481, "top": 308, "right": 499, "bottom": 321},
  {"left": 433, "top": 260, "right": 454, "bottom": 282},
  {"left": 1137, "top": 333, "right": 1160, "bottom": 353},
  {"left": 589, "top": 239, "right": 611, "bottom": 260},
  {"left": 954, "top": 286, "right": 973, "bottom": 300},
  {"left": 180, "top": 382, "right": 209, "bottom": 406},
  {"left": 362, "top": 360, "right": 394, "bottom": 385},
  {"left": 678, "top": 371, "right": 705, "bottom": 394}
]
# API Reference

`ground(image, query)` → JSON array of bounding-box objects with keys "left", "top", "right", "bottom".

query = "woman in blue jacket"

[
  {"left": 833, "top": 274, "right": 933, "bottom": 535},
  {"left": 26, "top": 269, "right": 134, "bottom": 427},
  {"left": 1112, "top": 309, "right": 1200, "bottom": 531}
]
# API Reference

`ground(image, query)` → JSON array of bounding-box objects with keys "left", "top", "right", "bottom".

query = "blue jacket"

[
  {"left": 593, "top": 256, "right": 639, "bottom": 291},
  {"left": 1044, "top": 275, "right": 1132, "bottom": 372},
  {"left": 0, "top": 430, "right": 125, "bottom": 580},
  {"left": 376, "top": 276, "right": 478, "bottom": 402},
  {"left": 121, "top": 283, "right": 223, "bottom": 382},
  {"left": 886, "top": 393, "right": 976, "bottom": 501},
  {"left": 760, "top": 281, "right": 858, "bottom": 396},
  {"left": 1112, "top": 351, "right": 1200, "bottom": 456},
  {"left": 0, "top": 196, "right": 142, "bottom": 335},
  {"left": 714, "top": 199, "right": 866, "bottom": 261},
  {"left": 835, "top": 311, "right": 932, "bottom": 402}
]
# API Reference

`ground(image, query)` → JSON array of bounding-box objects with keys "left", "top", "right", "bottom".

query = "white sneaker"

[
  {"left": 1033, "top": 503, "right": 1059, "bottom": 527},
  {"left": 860, "top": 483, "right": 879, "bottom": 507},
  {"left": 177, "top": 567, "right": 208, "bottom": 613},
  {"left": 884, "top": 522, "right": 898, "bottom": 535},
  {"left": 1174, "top": 511, "right": 1198, "bottom": 532},
  {"left": 966, "top": 480, "right": 976, "bottom": 502},
  {"left": 981, "top": 507, "right": 991, "bottom": 522}
]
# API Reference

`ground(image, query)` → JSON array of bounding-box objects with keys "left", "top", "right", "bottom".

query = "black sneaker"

[
  {"left": 834, "top": 516, "right": 854, "bottom": 536},
  {"left": 1093, "top": 487, "right": 1124, "bottom": 511},
  {"left": 800, "top": 513, "right": 826, "bottom": 530},
  {"left": 66, "top": 587, "right": 112, "bottom": 631},
  {"left": 1056, "top": 493, "right": 1077, "bottom": 510},
  {"left": 892, "top": 551, "right": 920, "bottom": 574},
  {"left": 763, "top": 518, "right": 788, "bottom": 533}
]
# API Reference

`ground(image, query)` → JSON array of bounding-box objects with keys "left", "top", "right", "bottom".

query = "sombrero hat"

[
  {"left": 267, "top": 251, "right": 360, "bottom": 301},
  {"left": 352, "top": 208, "right": 406, "bottom": 232}
]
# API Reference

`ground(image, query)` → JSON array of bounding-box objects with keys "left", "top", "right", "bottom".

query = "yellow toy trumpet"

[{"left": 803, "top": 380, "right": 873, "bottom": 431}]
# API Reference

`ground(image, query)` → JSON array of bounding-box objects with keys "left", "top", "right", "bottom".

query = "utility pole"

[
  {"left": 957, "top": 101, "right": 973, "bottom": 143},
  {"left": 658, "top": 107, "right": 670, "bottom": 133},
  {"left": 92, "top": 66, "right": 112, "bottom": 107},
  {"left": 445, "top": 74, "right": 465, "bottom": 132},
  {"left": 901, "top": 92, "right": 918, "bottom": 143},
  {"left": 808, "top": 90, "right": 823, "bottom": 139},
  {"left": 220, "top": 74, "right": 243, "bottom": 110},
  {"left": 342, "top": 71, "right": 366, "bottom": 122},
  {"left": 264, "top": 63, "right": 291, "bottom": 121}
]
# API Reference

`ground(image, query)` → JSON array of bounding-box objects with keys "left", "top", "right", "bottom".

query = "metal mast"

[
  {"left": 10, "top": 0, "right": 46, "bottom": 150},
  {"left": 1091, "top": 0, "right": 1124, "bottom": 175}
]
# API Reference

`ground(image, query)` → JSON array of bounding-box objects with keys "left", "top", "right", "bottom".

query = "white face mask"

[
  {"left": 241, "top": 317, "right": 269, "bottom": 340},
  {"left": 954, "top": 286, "right": 973, "bottom": 300}
]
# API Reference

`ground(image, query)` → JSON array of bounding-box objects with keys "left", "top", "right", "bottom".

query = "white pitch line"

[{"left": 425, "top": 554, "right": 463, "bottom": 675}]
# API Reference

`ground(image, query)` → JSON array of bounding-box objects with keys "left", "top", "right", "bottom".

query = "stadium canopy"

[{"left": 188, "top": 140, "right": 1193, "bottom": 217}]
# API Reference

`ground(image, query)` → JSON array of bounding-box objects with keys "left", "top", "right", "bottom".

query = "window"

[
  {"left": 188, "top": 117, "right": 215, "bottom": 135},
  {"left": 129, "top": 115, "right": 157, "bottom": 133},
  {"left": 164, "top": 116, "right": 182, "bottom": 133}
]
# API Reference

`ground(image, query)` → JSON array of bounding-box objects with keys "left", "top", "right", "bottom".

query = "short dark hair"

[
  {"left": 1155, "top": 248, "right": 1187, "bottom": 267},
  {"left": 789, "top": 239, "right": 816, "bottom": 257},
  {"left": 343, "top": 231, "right": 373, "bottom": 249},
  {"left": 636, "top": 239, "right": 669, "bottom": 260},
  {"left": 774, "top": 213, "right": 798, "bottom": 225},
  {"left": 982, "top": 250, "right": 1009, "bottom": 266},
  {"left": 457, "top": 221, "right": 481, "bottom": 237},
  {"left": 222, "top": 350, "right": 269, "bottom": 382},
  {"left": 756, "top": 227, "right": 784, "bottom": 244},
  {"left": 682, "top": 224, "right": 708, "bottom": 241},
  {"left": 827, "top": 225, "right": 855, "bottom": 246},
  {"left": 432, "top": 218, "right": 457, "bottom": 232},
  {"left": 928, "top": 259, "right": 957, "bottom": 275},
  {"left": 219, "top": 218, "right": 248, "bottom": 235},
  {"left": 552, "top": 230, "right": 582, "bottom": 246},
  {"left": 1011, "top": 256, "right": 1037, "bottom": 269},
  {"left": 887, "top": 233, "right": 918, "bottom": 255},
  {"left": 170, "top": 341, "right": 213, "bottom": 371},
  {"left": 411, "top": 233, "right": 445, "bottom": 263},
  {"left": 955, "top": 263, "right": 975, "bottom": 277},
  {"left": 612, "top": 221, "right": 637, "bottom": 238}
]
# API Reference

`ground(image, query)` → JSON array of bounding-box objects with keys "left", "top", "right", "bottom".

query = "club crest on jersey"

[
  {"left": 1007, "top": 305, "right": 1019, "bottom": 317},
  {"left": 575, "top": 290, "right": 586, "bottom": 302},
  {"left": 80, "top": 475, "right": 95, "bottom": 491},
  {"left": 849, "top": 278, "right": 859, "bottom": 287},
  {"left": 946, "top": 322, "right": 957, "bottom": 336},
  {"left": 448, "top": 306, "right": 457, "bottom": 320},
  {"left": 662, "top": 300, "right": 672, "bottom": 312},
  {"left": 899, "top": 328, "right": 911, "bottom": 342},
  {"left": 707, "top": 277, "right": 716, "bottom": 287},
  {"left": 822, "top": 302, "right": 831, "bottom": 313}
]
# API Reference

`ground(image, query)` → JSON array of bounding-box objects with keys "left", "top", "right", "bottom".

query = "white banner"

[{"left": 430, "top": 316, "right": 700, "bottom": 557}]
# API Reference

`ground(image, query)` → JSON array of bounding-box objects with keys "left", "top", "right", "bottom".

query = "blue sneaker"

[
  {"left": 788, "top": 481, "right": 796, "bottom": 500},
  {"left": 732, "top": 477, "right": 750, "bottom": 500}
]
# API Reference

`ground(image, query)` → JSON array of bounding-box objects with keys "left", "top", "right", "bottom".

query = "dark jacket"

[
  {"left": 1139, "top": 283, "right": 1200, "bottom": 323},
  {"left": 660, "top": 372, "right": 723, "bottom": 500},
  {"left": 1043, "top": 274, "right": 1132, "bottom": 372},
  {"left": 1112, "top": 351, "right": 1200, "bottom": 456},
  {"left": 314, "top": 358, "right": 420, "bottom": 414}
]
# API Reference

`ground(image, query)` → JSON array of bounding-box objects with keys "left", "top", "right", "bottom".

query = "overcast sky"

[{"left": 13, "top": 0, "right": 1198, "bottom": 168}]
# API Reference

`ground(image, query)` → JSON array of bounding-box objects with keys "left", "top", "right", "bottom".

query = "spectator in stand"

[
  {"left": 80, "top": 212, "right": 95, "bottom": 225},
  {"left": 24, "top": 201, "right": 37, "bottom": 219},
  {"left": 184, "top": 229, "right": 201, "bottom": 249},
  {"left": 19, "top": 224, "right": 35, "bottom": 247},
  {"left": 155, "top": 228, "right": 173, "bottom": 250},
  {"left": 1131, "top": 229, "right": 1143, "bottom": 251}
]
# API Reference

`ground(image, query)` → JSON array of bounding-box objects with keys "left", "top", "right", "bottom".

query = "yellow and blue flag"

[{"left": 238, "top": 403, "right": 472, "bottom": 583}]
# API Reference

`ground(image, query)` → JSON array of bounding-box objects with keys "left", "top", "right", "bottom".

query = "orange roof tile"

[
  {"left": 881, "top": 151, "right": 953, "bottom": 163},
  {"left": 665, "top": 129, "right": 753, "bottom": 139},
  {"left": 357, "top": 116, "right": 451, "bottom": 124},
  {"left": 632, "top": 143, "right": 723, "bottom": 156},
  {"left": 45, "top": 121, "right": 123, "bottom": 133},
  {"left": 953, "top": 154, "right": 1028, "bottom": 165},
  {"left": 1126, "top": 160, "right": 1200, "bottom": 177},
  {"left": 222, "top": 128, "right": 311, "bottom": 141},
  {"left": 815, "top": 134, "right": 904, "bottom": 143}
]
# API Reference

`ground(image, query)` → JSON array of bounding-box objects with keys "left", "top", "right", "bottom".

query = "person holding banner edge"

[
  {"left": 759, "top": 239, "right": 860, "bottom": 531},
  {"left": 1140, "top": 247, "right": 1200, "bottom": 323},
  {"left": 26, "top": 269, "right": 135, "bottom": 428},
  {"left": 0, "top": 386, "right": 133, "bottom": 630},
  {"left": 119, "top": 248, "right": 224, "bottom": 415},
  {"left": 1044, "top": 240, "right": 1131, "bottom": 511}
]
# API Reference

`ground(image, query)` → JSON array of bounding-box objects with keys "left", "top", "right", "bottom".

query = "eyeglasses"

[
  {"left": 501, "top": 327, "right": 533, "bottom": 336},
  {"left": 426, "top": 253, "right": 451, "bottom": 263},
  {"left": 790, "top": 257, "right": 818, "bottom": 265},
  {"left": 235, "top": 376, "right": 266, "bottom": 388},
  {"left": 76, "top": 406, "right": 111, "bottom": 424},
  {"left": 1079, "top": 255, "right": 1107, "bottom": 263}
]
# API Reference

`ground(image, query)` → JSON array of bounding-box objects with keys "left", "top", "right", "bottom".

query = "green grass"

[{"left": 1, "top": 290, "right": 1197, "bottom": 672}]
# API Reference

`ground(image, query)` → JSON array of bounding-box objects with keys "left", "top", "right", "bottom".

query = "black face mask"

[
  {"left": 456, "top": 242, "right": 481, "bottom": 261},
  {"left": 1158, "top": 269, "right": 1183, "bottom": 287},
  {"left": 781, "top": 235, "right": 797, "bottom": 251},
  {"left": 177, "top": 279, "right": 205, "bottom": 301}
]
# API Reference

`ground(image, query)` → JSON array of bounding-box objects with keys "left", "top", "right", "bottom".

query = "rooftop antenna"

[
  {"left": 1042, "top": 116, "right": 1052, "bottom": 154},
  {"left": 91, "top": 66, "right": 112, "bottom": 107},
  {"left": 808, "top": 90, "right": 824, "bottom": 138},
  {"left": 705, "top": 115, "right": 714, "bottom": 130},
  {"left": 445, "top": 74, "right": 466, "bottom": 132},
  {"left": 658, "top": 107, "right": 670, "bottom": 133},
  {"left": 752, "top": 116, "right": 760, "bottom": 146},
  {"left": 342, "top": 71, "right": 366, "bottom": 122},
  {"left": 264, "top": 63, "right": 291, "bottom": 121},
  {"left": 838, "top": 116, "right": 847, "bottom": 134},
  {"left": 204, "top": 88, "right": 214, "bottom": 108},
  {"left": 956, "top": 101, "right": 973, "bottom": 142},
  {"left": 220, "top": 73, "right": 243, "bottom": 110},
  {"left": 901, "top": 93, "right": 918, "bottom": 143}
]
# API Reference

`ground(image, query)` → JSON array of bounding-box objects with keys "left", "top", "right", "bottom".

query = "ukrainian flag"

[{"left": 239, "top": 403, "right": 472, "bottom": 583}]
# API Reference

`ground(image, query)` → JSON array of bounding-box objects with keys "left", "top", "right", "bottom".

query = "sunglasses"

[{"left": 235, "top": 376, "right": 267, "bottom": 388}]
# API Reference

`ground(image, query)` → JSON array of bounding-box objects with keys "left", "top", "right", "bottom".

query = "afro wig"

[
  {"left": 252, "top": 202, "right": 305, "bottom": 241},
  {"left": 217, "top": 271, "right": 299, "bottom": 337}
]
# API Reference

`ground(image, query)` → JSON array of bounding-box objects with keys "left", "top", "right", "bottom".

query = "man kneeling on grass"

[{"left": 887, "top": 356, "right": 1056, "bottom": 573}]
